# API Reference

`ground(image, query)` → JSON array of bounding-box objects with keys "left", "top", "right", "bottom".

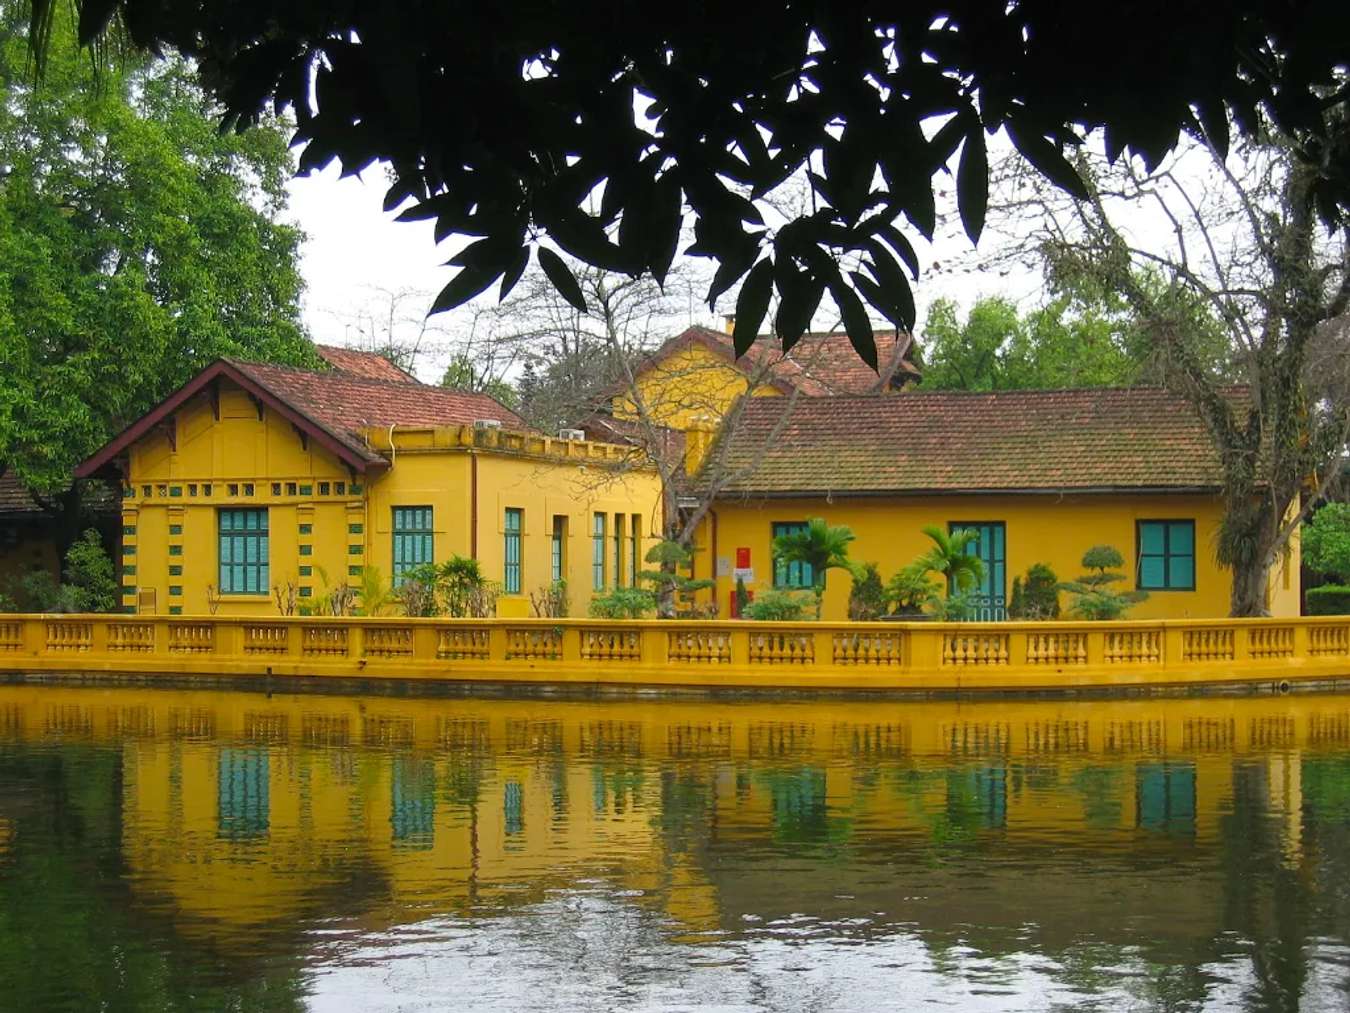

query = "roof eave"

[
  {"left": 75, "top": 360, "right": 386, "bottom": 480},
  {"left": 712, "top": 484, "right": 1225, "bottom": 500}
]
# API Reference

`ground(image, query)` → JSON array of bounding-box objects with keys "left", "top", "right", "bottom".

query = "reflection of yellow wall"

[
  {"left": 121, "top": 380, "right": 661, "bottom": 618},
  {"left": 0, "top": 684, "right": 1331, "bottom": 948},
  {"left": 703, "top": 493, "right": 1298, "bottom": 620},
  {"left": 614, "top": 342, "right": 780, "bottom": 430}
]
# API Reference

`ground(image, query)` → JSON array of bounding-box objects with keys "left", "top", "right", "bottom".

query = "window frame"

[
  {"left": 1135, "top": 519, "right": 1196, "bottom": 592},
  {"left": 551, "top": 515, "right": 567, "bottom": 584},
  {"left": 629, "top": 513, "right": 640, "bottom": 587},
  {"left": 218, "top": 508, "right": 269, "bottom": 596},
  {"left": 392, "top": 506, "right": 434, "bottom": 584},
  {"left": 771, "top": 521, "right": 815, "bottom": 589},
  {"left": 503, "top": 507, "right": 523, "bottom": 594},
  {"left": 592, "top": 513, "right": 607, "bottom": 591}
]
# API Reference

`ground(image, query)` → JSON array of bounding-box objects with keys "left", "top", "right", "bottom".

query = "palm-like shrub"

[{"left": 771, "top": 518, "right": 856, "bottom": 619}]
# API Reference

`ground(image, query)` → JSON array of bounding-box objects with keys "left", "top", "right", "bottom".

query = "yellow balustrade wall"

[
  {"left": 119, "top": 379, "right": 662, "bottom": 619},
  {"left": 2, "top": 613, "right": 1348, "bottom": 691},
  {"left": 703, "top": 493, "right": 1300, "bottom": 620},
  {"left": 0, "top": 684, "right": 1335, "bottom": 946}
]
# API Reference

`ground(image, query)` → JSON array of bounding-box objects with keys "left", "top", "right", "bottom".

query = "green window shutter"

[
  {"left": 1137, "top": 520, "right": 1195, "bottom": 591},
  {"left": 504, "top": 508, "right": 523, "bottom": 594},
  {"left": 219, "top": 508, "right": 270, "bottom": 595},
  {"left": 592, "top": 514, "right": 606, "bottom": 591},
  {"left": 392, "top": 506, "right": 433, "bottom": 582}
]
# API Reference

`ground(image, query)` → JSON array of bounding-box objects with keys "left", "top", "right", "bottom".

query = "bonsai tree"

[
  {"left": 771, "top": 518, "right": 856, "bottom": 619},
  {"left": 1009, "top": 563, "right": 1061, "bottom": 620},
  {"left": 1061, "top": 545, "right": 1148, "bottom": 620},
  {"left": 847, "top": 562, "right": 887, "bottom": 620},
  {"left": 639, "top": 539, "right": 715, "bottom": 618}
]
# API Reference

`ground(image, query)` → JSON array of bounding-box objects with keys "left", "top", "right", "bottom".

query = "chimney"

[
  {"left": 722, "top": 313, "right": 736, "bottom": 335},
  {"left": 684, "top": 415, "right": 717, "bottom": 476}
]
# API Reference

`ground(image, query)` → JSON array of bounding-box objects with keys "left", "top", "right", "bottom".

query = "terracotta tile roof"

[
  {"left": 710, "top": 388, "right": 1229, "bottom": 497},
  {"left": 229, "top": 360, "right": 529, "bottom": 448},
  {"left": 315, "top": 345, "right": 417, "bottom": 383},
  {"left": 77, "top": 359, "right": 530, "bottom": 478},
  {"left": 0, "top": 472, "right": 41, "bottom": 516},
  {"left": 640, "top": 326, "right": 922, "bottom": 397},
  {"left": 0, "top": 472, "right": 118, "bottom": 517}
]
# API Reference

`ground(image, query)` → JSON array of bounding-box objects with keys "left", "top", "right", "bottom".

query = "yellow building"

[
  {"left": 76, "top": 355, "right": 662, "bottom": 618},
  {"left": 601, "top": 324, "right": 921, "bottom": 433},
  {"left": 696, "top": 388, "right": 1300, "bottom": 620}
]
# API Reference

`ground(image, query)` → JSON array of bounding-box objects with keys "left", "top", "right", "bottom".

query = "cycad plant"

[
  {"left": 771, "top": 517, "right": 856, "bottom": 619},
  {"left": 913, "top": 525, "right": 986, "bottom": 608}
]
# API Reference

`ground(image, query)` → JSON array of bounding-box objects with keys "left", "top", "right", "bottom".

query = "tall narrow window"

[
  {"left": 218, "top": 508, "right": 269, "bottom": 594},
  {"left": 629, "top": 514, "right": 640, "bottom": 586},
  {"left": 504, "top": 508, "right": 523, "bottom": 593},
  {"left": 613, "top": 514, "right": 625, "bottom": 586},
  {"left": 1137, "top": 520, "right": 1195, "bottom": 591},
  {"left": 593, "top": 514, "right": 606, "bottom": 590},
  {"left": 551, "top": 515, "right": 567, "bottom": 583},
  {"left": 771, "top": 521, "right": 814, "bottom": 589},
  {"left": 392, "top": 506, "right": 433, "bottom": 583}
]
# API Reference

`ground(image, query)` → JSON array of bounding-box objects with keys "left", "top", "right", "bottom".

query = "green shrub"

[
  {"left": 1304, "top": 503, "right": 1350, "bottom": 582},
  {"left": 64, "top": 529, "right": 119, "bottom": 612},
  {"left": 588, "top": 586, "right": 656, "bottom": 619},
  {"left": 847, "top": 562, "right": 886, "bottom": 620},
  {"left": 743, "top": 588, "right": 812, "bottom": 621},
  {"left": 1009, "top": 563, "right": 1060, "bottom": 620},
  {"left": 884, "top": 564, "right": 940, "bottom": 615},
  {"left": 1307, "top": 585, "right": 1350, "bottom": 616},
  {"left": 1061, "top": 545, "right": 1147, "bottom": 620},
  {"left": 734, "top": 577, "right": 750, "bottom": 618}
]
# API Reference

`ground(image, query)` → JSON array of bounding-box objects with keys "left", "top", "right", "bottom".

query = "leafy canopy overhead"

[{"left": 33, "top": 1, "right": 1350, "bottom": 369}]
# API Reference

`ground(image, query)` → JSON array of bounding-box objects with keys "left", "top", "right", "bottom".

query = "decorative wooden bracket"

[
  {"left": 208, "top": 380, "right": 220, "bottom": 421},
  {"left": 292, "top": 424, "right": 309, "bottom": 451},
  {"left": 154, "top": 416, "right": 177, "bottom": 452},
  {"left": 247, "top": 394, "right": 265, "bottom": 421}
]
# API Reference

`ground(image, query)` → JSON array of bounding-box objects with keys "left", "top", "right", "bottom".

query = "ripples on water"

[{"left": 0, "top": 685, "right": 1348, "bottom": 1011}]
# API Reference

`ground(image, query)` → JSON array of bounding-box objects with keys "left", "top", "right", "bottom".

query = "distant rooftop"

[{"left": 315, "top": 345, "right": 417, "bottom": 383}]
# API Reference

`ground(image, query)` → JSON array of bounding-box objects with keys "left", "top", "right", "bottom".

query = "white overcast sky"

[{"left": 283, "top": 161, "right": 1044, "bottom": 382}]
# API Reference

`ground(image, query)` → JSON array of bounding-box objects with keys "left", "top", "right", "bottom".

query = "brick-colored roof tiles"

[
  {"left": 315, "top": 345, "right": 417, "bottom": 383},
  {"left": 230, "top": 360, "right": 528, "bottom": 451},
  {"left": 711, "top": 388, "right": 1228, "bottom": 496}
]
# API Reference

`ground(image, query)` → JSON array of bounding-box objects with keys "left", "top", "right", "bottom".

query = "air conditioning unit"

[
  {"left": 473, "top": 419, "right": 503, "bottom": 430},
  {"left": 557, "top": 428, "right": 586, "bottom": 441}
]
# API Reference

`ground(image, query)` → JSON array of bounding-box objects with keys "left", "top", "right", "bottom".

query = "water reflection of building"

[{"left": 0, "top": 686, "right": 1342, "bottom": 953}]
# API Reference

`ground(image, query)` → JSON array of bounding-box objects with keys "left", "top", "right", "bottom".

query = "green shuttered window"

[
  {"left": 592, "top": 514, "right": 606, "bottom": 591},
  {"left": 504, "top": 508, "right": 523, "bottom": 594},
  {"left": 392, "top": 506, "right": 433, "bottom": 582},
  {"left": 218, "top": 508, "right": 269, "bottom": 595},
  {"left": 1137, "top": 520, "right": 1195, "bottom": 591},
  {"left": 772, "top": 522, "right": 815, "bottom": 589}
]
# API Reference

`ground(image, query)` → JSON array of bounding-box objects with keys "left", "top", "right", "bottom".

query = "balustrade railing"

[{"left": 0, "top": 614, "right": 1344, "bottom": 689}]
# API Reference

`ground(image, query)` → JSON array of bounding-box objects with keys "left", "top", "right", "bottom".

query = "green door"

[{"left": 949, "top": 521, "right": 1006, "bottom": 621}]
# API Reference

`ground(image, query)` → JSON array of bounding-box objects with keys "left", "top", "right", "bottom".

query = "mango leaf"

[
  {"left": 429, "top": 264, "right": 500, "bottom": 315},
  {"left": 732, "top": 258, "right": 774, "bottom": 357},
  {"left": 1007, "top": 120, "right": 1089, "bottom": 201},
  {"left": 956, "top": 125, "right": 988, "bottom": 245},
  {"left": 828, "top": 276, "right": 878, "bottom": 371},
  {"left": 774, "top": 269, "right": 824, "bottom": 350},
  {"left": 498, "top": 246, "right": 530, "bottom": 301},
  {"left": 537, "top": 247, "right": 587, "bottom": 313}
]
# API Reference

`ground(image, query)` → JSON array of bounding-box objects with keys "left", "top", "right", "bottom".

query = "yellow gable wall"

[
  {"left": 123, "top": 383, "right": 358, "bottom": 616},
  {"left": 614, "top": 341, "right": 781, "bottom": 430},
  {"left": 703, "top": 493, "right": 1299, "bottom": 620},
  {"left": 120, "top": 383, "right": 663, "bottom": 618}
]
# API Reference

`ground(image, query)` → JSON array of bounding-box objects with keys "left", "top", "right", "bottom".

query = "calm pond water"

[{"left": 1, "top": 685, "right": 1349, "bottom": 1012}]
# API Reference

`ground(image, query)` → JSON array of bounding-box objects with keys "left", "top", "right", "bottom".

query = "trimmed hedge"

[{"left": 1307, "top": 585, "right": 1350, "bottom": 616}]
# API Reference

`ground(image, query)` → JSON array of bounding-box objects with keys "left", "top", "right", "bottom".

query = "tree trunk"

[{"left": 1229, "top": 557, "right": 1273, "bottom": 617}]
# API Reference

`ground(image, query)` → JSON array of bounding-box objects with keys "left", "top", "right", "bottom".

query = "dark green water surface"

[{"left": 1, "top": 684, "right": 1348, "bottom": 1012}]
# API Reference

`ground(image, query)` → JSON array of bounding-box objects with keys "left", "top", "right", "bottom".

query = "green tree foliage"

[
  {"left": 0, "top": 5, "right": 313, "bottom": 499},
  {"left": 394, "top": 557, "right": 500, "bottom": 617},
  {"left": 61, "top": 528, "right": 117, "bottom": 612},
  {"left": 1009, "top": 563, "right": 1061, "bottom": 620},
  {"left": 440, "top": 356, "right": 520, "bottom": 409},
  {"left": 1305, "top": 585, "right": 1350, "bottom": 616},
  {"left": 771, "top": 518, "right": 856, "bottom": 619},
  {"left": 913, "top": 525, "right": 985, "bottom": 596},
  {"left": 35, "top": 2, "right": 1350, "bottom": 369},
  {"left": 1303, "top": 503, "right": 1350, "bottom": 583},
  {"left": 1061, "top": 545, "right": 1148, "bottom": 620}
]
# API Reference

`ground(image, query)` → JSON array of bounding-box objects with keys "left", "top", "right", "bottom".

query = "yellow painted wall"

[
  {"left": 614, "top": 341, "right": 780, "bottom": 430},
  {"left": 703, "top": 493, "right": 1298, "bottom": 620},
  {"left": 120, "top": 380, "right": 662, "bottom": 619}
]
